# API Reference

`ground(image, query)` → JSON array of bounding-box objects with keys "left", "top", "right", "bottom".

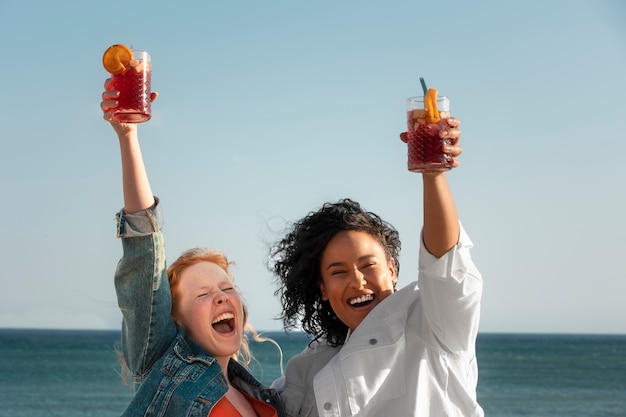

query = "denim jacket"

[{"left": 114, "top": 199, "right": 285, "bottom": 417}]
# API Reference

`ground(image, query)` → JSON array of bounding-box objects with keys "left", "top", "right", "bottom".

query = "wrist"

[
  {"left": 422, "top": 171, "right": 447, "bottom": 182},
  {"left": 114, "top": 124, "right": 138, "bottom": 142}
]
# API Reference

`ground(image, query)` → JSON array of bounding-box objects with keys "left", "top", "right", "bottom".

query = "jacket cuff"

[
  {"left": 115, "top": 197, "right": 163, "bottom": 238},
  {"left": 419, "top": 221, "right": 474, "bottom": 280}
]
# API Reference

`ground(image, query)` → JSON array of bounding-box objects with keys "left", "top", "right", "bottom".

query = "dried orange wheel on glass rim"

[{"left": 102, "top": 44, "right": 133, "bottom": 74}]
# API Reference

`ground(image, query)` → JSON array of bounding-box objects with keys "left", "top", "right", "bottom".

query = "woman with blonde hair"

[{"left": 102, "top": 82, "right": 285, "bottom": 417}]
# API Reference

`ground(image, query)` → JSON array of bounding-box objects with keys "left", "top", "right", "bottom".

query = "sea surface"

[{"left": 0, "top": 329, "right": 624, "bottom": 417}]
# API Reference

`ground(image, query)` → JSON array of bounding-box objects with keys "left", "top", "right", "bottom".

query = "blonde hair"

[{"left": 166, "top": 248, "right": 256, "bottom": 366}]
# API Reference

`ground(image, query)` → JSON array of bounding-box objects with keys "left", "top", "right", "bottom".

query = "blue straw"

[{"left": 420, "top": 77, "right": 428, "bottom": 95}]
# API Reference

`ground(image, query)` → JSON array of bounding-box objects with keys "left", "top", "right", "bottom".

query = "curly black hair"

[{"left": 269, "top": 198, "right": 401, "bottom": 347}]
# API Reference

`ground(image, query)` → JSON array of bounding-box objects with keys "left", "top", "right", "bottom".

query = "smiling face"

[
  {"left": 173, "top": 261, "right": 245, "bottom": 361},
  {"left": 319, "top": 230, "right": 397, "bottom": 332}
]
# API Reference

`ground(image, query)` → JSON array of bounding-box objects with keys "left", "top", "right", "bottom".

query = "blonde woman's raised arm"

[{"left": 101, "top": 79, "right": 157, "bottom": 213}]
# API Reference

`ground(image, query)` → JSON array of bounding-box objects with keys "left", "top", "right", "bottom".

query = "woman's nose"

[
  {"left": 349, "top": 268, "right": 366, "bottom": 287},
  {"left": 214, "top": 292, "right": 227, "bottom": 305}
]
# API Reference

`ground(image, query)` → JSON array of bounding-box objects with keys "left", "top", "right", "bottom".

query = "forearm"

[
  {"left": 117, "top": 129, "right": 155, "bottom": 213},
  {"left": 422, "top": 172, "right": 459, "bottom": 257}
]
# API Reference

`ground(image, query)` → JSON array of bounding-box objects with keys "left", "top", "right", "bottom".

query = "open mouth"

[
  {"left": 348, "top": 294, "right": 375, "bottom": 308},
  {"left": 212, "top": 312, "right": 235, "bottom": 334}
]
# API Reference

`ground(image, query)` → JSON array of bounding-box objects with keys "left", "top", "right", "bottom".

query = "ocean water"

[{"left": 0, "top": 329, "right": 624, "bottom": 417}]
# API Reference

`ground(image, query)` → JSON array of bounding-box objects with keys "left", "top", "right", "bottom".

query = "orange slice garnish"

[
  {"left": 102, "top": 44, "right": 133, "bottom": 74},
  {"left": 425, "top": 88, "right": 441, "bottom": 123}
]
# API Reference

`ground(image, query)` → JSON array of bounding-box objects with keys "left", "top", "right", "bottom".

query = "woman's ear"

[
  {"left": 389, "top": 258, "right": 398, "bottom": 288},
  {"left": 319, "top": 281, "right": 328, "bottom": 301}
]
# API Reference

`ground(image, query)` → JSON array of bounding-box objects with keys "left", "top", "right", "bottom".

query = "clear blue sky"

[{"left": 1, "top": 0, "right": 624, "bottom": 334}]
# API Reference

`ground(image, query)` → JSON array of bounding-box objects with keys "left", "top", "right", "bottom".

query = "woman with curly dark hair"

[
  {"left": 269, "top": 119, "right": 484, "bottom": 417},
  {"left": 271, "top": 198, "right": 402, "bottom": 348}
]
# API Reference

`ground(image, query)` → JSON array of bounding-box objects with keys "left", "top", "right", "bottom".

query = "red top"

[{"left": 209, "top": 391, "right": 277, "bottom": 417}]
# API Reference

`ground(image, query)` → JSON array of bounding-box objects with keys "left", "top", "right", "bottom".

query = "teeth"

[
  {"left": 212, "top": 312, "right": 234, "bottom": 324},
  {"left": 349, "top": 294, "right": 373, "bottom": 305}
]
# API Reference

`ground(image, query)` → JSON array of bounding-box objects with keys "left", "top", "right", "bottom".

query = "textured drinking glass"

[
  {"left": 108, "top": 50, "right": 151, "bottom": 123},
  {"left": 403, "top": 96, "right": 451, "bottom": 172}
]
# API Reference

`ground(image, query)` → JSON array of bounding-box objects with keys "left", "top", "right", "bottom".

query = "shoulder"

[
  {"left": 364, "top": 281, "right": 420, "bottom": 323},
  {"left": 284, "top": 338, "right": 340, "bottom": 383}
]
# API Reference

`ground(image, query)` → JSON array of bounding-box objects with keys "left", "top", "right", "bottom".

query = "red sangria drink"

[
  {"left": 402, "top": 93, "right": 451, "bottom": 172},
  {"left": 102, "top": 45, "right": 152, "bottom": 123}
]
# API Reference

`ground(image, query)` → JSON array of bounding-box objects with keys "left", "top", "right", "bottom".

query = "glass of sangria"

[
  {"left": 102, "top": 44, "right": 152, "bottom": 123},
  {"left": 402, "top": 93, "right": 451, "bottom": 173}
]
